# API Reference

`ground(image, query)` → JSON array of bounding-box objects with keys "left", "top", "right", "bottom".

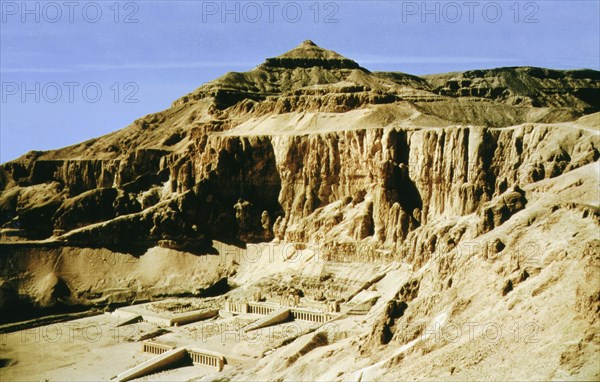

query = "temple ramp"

[
  {"left": 114, "top": 347, "right": 187, "bottom": 382},
  {"left": 243, "top": 308, "right": 291, "bottom": 332}
]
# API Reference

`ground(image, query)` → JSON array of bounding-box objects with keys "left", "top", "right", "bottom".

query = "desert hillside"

[{"left": 0, "top": 41, "right": 598, "bottom": 381}]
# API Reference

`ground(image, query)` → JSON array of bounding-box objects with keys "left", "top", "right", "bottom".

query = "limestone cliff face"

[
  {"left": 1, "top": 159, "right": 120, "bottom": 194},
  {"left": 2, "top": 122, "right": 595, "bottom": 252},
  {"left": 0, "top": 148, "right": 168, "bottom": 194},
  {"left": 164, "top": 123, "right": 597, "bottom": 255}
]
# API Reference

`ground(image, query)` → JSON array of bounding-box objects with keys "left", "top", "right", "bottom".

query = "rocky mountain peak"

[
  {"left": 261, "top": 40, "right": 361, "bottom": 69},
  {"left": 275, "top": 39, "right": 347, "bottom": 59}
]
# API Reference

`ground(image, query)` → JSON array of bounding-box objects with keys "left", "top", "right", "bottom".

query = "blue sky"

[{"left": 1, "top": 0, "right": 599, "bottom": 163}]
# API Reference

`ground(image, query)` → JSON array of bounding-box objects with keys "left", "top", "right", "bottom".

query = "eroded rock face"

[
  {"left": 162, "top": 124, "right": 597, "bottom": 252},
  {"left": 426, "top": 67, "right": 600, "bottom": 111},
  {"left": 477, "top": 187, "right": 527, "bottom": 234},
  {"left": 1, "top": 122, "right": 597, "bottom": 253},
  {"left": 0, "top": 42, "right": 598, "bottom": 319}
]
